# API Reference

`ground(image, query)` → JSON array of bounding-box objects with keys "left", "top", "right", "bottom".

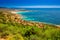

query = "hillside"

[{"left": 0, "top": 10, "right": 60, "bottom": 40}]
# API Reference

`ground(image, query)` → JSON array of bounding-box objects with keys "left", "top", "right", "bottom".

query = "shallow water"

[{"left": 17, "top": 8, "right": 60, "bottom": 25}]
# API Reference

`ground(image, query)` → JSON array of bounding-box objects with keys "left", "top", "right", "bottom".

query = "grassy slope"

[{"left": 0, "top": 11, "right": 60, "bottom": 40}]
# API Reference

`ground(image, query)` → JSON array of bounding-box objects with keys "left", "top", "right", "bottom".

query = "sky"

[{"left": 0, "top": 0, "right": 60, "bottom": 8}]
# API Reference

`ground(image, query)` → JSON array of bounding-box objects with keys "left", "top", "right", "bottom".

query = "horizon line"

[{"left": 17, "top": 5, "right": 60, "bottom": 8}]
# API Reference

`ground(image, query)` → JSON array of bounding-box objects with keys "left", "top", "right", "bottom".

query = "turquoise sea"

[{"left": 17, "top": 8, "right": 60, "bottom": 25}]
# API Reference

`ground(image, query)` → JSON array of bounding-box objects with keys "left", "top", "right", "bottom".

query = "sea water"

[{"left": 17, "top": 8, "right": 60, "bottom": 25}]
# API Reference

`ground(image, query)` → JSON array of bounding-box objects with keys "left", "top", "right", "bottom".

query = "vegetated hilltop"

[{"left": 0, "top": 9, "right": 60, "bottom": 40}]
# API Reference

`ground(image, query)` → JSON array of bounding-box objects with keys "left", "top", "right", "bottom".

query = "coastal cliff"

[{"left": 0, "top": 9, "right": 60, "bottom": 40}]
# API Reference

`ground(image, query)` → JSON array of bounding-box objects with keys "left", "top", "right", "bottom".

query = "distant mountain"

[{"left": 0, "top": 7, "right": 8, "bottom": 8}]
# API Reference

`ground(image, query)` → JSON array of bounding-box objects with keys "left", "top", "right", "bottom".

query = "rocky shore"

[{"left": 0, "top": 8, "right": 60, "bottom": 28}]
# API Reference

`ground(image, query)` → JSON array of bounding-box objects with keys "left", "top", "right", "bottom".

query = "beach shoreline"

[
  {"left": 10, "top": 9, "right": 60, "bottom": 27},
  {"left": 0, "top": 8, "right": 60, "bottom": 28}
]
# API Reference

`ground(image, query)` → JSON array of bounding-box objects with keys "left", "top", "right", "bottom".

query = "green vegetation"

[{"left": 0, "top": 11, "right": 60, "bottom": 40}]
